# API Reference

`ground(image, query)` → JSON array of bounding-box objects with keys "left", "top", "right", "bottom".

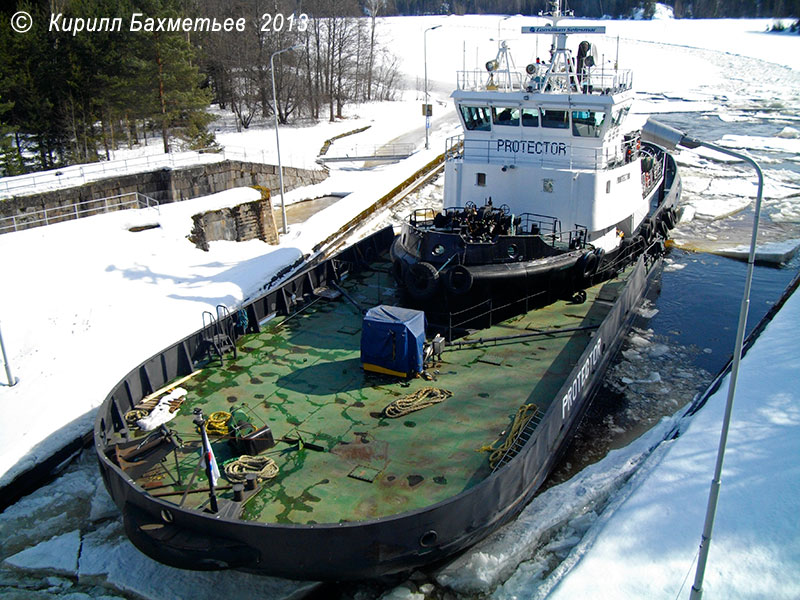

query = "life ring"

[
  {"left": 444, "top": 265, "right": 474, "bottom": 295},
  {"left": 575, "top": 251, "right": 599, "bottom": 281},
  {"left": 404, "top": 262, "right": 439, "bottom": 299}
]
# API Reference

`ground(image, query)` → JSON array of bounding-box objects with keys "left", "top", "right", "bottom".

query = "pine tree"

[{"left": 132, "top": 0, "right": 214, "bottom": 153}]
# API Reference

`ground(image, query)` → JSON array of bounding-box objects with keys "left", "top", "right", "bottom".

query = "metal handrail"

[
  {"left": 445, "top": 135, "right": 638, "bottom": 171},
  {"left": 0, "top": 191, "right": 160, "bottom": 235},
  {"left": 0, "top": 145, "right": 320, "bottom": 199}
]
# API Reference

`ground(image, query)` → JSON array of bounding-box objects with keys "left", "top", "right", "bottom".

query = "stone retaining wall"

[
  {"left": 188, "top": 187, "right": 279, "bottom": 251},
  {"left": 0, "top": 160, "right": 327, "bottom": 225}
]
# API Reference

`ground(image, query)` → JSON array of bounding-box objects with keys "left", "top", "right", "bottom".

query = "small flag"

[
  {"left": 205, "top": 447, "right": 221, "bottom": 487},
  {"left": 200, "top": 426, "right": 220, "bottom": 487}
]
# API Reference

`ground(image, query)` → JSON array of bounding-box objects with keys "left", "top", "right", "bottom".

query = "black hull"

[
  {"left": 95, "top": 226, "right": 664, "bottom": 581},
  {"left": 391, "top": 148, "right": 681, "bottom": 314}
]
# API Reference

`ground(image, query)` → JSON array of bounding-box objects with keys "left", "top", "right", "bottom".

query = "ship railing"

[
  {"left": 456, "top": 69, "right": 525, "bottom": 92},
  {"left": 408, "top": 208, "right": 438, "bottom": 228},
  {"left": 451, "top": 137, "right": 630, "bottom": 171},
  {"left": 516, "top": 212, "right": 561, "bottom": 237},
  {"left": 578, "top": 68, "right": 633, "bottom": 95},
  {"left": 445, "top": 136, "right": 464, "bottom": 161},
  {"left": 407, "top": 206, "right": 588, "bottom": 249},
  {"left": 640, "top": 144, "right": 665, "bottom": 198},
  {"left": 429, "top": 288, "right": 550, "bottom": 341}
]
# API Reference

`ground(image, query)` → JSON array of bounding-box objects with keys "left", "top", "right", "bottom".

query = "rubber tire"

[
  {"left": 657, "top": 217, "right": 669, "bottom": 238},
  {"left": 640, "top": 219, "right": 654, "bottom": 244},
  {"left": 576, "top": 251, "right": 598, "bottom": 281},
  {"left": 404, "top": 262, "right": 439, "bottom": 300},
  {"left": 444, "top": 265, "right": 474, "bottom": 295},
  {"left": 665, "top": 206, "right": 677, "bottom": 229}
]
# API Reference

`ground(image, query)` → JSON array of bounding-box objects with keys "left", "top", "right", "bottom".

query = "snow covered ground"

[{"left": 1, "top": 9, "right": 799, "bottom": 600}]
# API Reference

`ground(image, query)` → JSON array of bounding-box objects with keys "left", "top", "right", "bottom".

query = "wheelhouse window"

[
  {"left": 572, "top": 110, "right": 605, "bottom": 137},
  {"left": 460, "top": 105, "right": 492, "bottom": 131},
  {"left": 492, "top": 107, "right": 520, "bottom": 127},
  {"left": 521, "top": 108, "right": 539, "bottom": 127},
  {"left": 541, "top": 109, "right": 569, "bottom": 129}
]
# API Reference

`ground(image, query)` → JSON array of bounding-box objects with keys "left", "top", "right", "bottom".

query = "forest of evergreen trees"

[
  {"left": 1, "top": 0, "right": 797, "bottom": 176},
  {"left": 392, "top": 0, "right": 799, "bottom": 18}
]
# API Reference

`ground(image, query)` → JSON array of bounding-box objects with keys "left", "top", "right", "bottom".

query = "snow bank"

[{"left": 536, "top": 286, "right": 800, "bottom": 600}]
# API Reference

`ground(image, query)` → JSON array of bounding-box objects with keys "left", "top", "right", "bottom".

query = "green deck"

[{"left": 125, "top": 260, "right": 628, "bottom": 525}]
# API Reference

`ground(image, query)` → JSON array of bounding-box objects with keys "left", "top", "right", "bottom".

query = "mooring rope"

[
  {"left": 383, "top": 387, "right": 453, "bottom": 418},
  {"left": 485, "top": 403, "right": 540, "bottom": 468},
  {"left": 223, "top": 455, "right": 279, "bottom": 483},
  {"left": 125, "top": 409, "right": 149, "bottom": 427},
  {"left": 205, "top": 411, "right": 231, "bottom": 436}
]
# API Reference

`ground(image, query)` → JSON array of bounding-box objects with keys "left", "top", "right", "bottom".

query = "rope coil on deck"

[
  {"left": 124, "top": 409, "right": 149, "bottom": 428},
  {"left": 485, "top": 403, "right": 540, "bottom": 468},
  {"left": 383, "top": 387, "right": 453, "bottom": 418},
  {"left": 206, "top": 411, "right": 231, "bottom": 436},
  {"left": 224, "top": 455, "right": 279, "bottom": 483}
]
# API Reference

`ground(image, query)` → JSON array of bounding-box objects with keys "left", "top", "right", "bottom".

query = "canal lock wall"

[{"left": 1, "top": 160, "right": 328, "bottom": 246}]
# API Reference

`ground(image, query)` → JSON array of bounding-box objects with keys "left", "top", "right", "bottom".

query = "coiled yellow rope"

[
  {"left": 383, "top": 387, "right": 453, "bottom": 418},
  {"left": 485, "top": 403, "right": 540, "bottom": 468},
  {"left": 206, "top": 411, "right": 231, "bottom": 436},
  {"left": 223, "top": 455, "right": 279, "bottom": 483},
  {"left": 124, "top": 409, "right": 149, "bottom": 428}
]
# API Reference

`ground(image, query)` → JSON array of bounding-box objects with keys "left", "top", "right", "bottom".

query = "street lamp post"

[
  {"left": 497, "top": 14, "right": 512, "bottom": 40},
  {"left": 423, "top": 25, "right": 441, "bottom": 150},
  {"left": 641, "top": 119, "right": 764, "bottom": 600},
  {"left": 270, "top": 44, "right": 302, "bottom": 235},
  {"left": 0, "top": 321, "right": 18, "bottom": 386}
]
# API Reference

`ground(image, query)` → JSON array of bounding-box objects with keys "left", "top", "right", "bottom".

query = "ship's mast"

[{"left": 522, "top": 0, "right": 605, "bottom": 93}]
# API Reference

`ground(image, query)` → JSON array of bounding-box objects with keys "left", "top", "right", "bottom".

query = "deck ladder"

[
  {"left": 200, "top": 305, "right": 238, "bottom": 366},
  {"left": 491, "top": 408, "right": 544, "bottom": 472}
]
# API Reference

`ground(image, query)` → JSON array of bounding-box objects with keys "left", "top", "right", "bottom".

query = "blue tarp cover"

[{"left": 361, "top": 305, "right": 426, "bottom": 377}]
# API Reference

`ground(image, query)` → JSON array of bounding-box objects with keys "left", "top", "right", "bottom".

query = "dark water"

[
  {"left": 279, "top": 195, "right": 344, "bottom": 225},
  {"left": 549, "top": 247, "right": 800, "bottom": 485},
  {"left": 650, "top": 249, "right": 800, "bottom": 371}
]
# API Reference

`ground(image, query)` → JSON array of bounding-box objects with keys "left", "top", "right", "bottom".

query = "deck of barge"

[{"left": 119, "top": 257, "right": 629, "bottom": 525}]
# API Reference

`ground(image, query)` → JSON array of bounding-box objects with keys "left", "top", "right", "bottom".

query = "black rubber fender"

[
  {"left": 404, "top": 261, "right": 439, "bottom": 300},
  {"left": 575, "top": 251, "right": 599, "bottom": 281},
  {"left": 656, "top": 217, "right": 669, "bottom": 238},
  {"left": 664, "top": 206, "right": 677, "bottom": 229},
  {"left": 640, "top": 218, "right": 654, "bottom": 244},
  {"left": 444, "top": 265, "right": 474, "bottom": 295}
]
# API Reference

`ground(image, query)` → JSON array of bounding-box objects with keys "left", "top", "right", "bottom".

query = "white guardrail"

[
  {"left": 0, "top": 145, "right": 319, "bottom": 199},
  {"left": 0, "top": 192, "right": 160, "bottom": 235}
]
